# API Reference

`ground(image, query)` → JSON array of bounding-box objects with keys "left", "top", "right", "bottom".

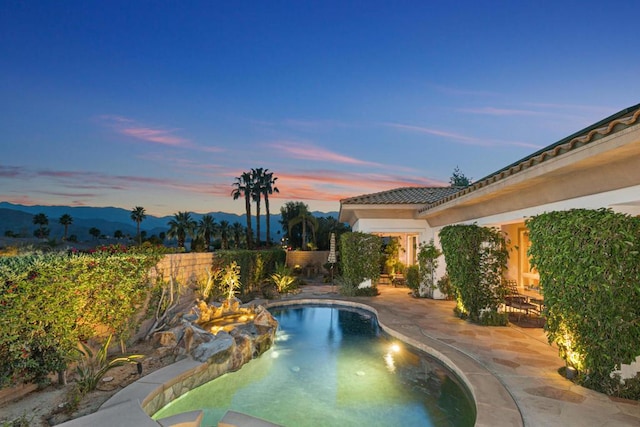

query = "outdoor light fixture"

[
  {"left": 566, "top": 366, "right": 577, "bottom": 380},
  {"left": 390, "top": 343, "right": 400, "bottom": 353}
]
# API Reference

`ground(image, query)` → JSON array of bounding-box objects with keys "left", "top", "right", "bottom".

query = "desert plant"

[
  {"left": 1, "top": 412, "right": 33, "bottom": 427},
  {"left": 270, "top": 263, "right": 296, "bottom": 293},
  {"left": 221, "top": 261, "right": 242, "bottom": 301},
  {"left": 75, "top": 335, "right": 143, "bottom": 394},
  {"left": 199, "top": 266, "right": 222, "bottom": 301}
]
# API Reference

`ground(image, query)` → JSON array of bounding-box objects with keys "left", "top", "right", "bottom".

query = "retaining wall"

[
  {"left": 150, "top": 253, "right": 215, "bottom": 287},
  {"left": 285, "top": 250, "right": 331, "bottom": 277}
]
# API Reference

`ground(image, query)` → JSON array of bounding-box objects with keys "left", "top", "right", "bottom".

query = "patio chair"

[{"left": 503, "top": 280, "right": 537, "bottom": 320}]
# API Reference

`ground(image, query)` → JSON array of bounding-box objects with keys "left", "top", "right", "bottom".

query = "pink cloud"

[
  {"left": 120, "top": 127, "right": 189, "bottom": 146},
  {"left": 384, "top": 123, "right": 487, "bottom": 146},
  {"left": 269, "top": 141, "right": 384, "bottom": 167},
  {"left": 97, "top": 115, "right": 193, "bottom": 147}
]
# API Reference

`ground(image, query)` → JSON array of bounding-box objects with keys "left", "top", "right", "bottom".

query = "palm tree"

[
  {"left": 251, "top": 168, "right": 265, "bottom": 247},
  {"left": 58, "top": 214, "right": 73, "bottom": 241},
  {"left": 198, "top": 214, "right": 217, "bottom": 251},
  {"left": 219, "top": 220, "right": 230, "bottom": 249},
  {"left": 231, "top": 172, "right": 254, "bottom": 249},
  {"left": 32, "top": 213, "right": 49, "bottom": 239},
  {"left": 130, "top": 206, "right": 146, "bottom": 245},
  {"left": 288, "top": 204, "right": 318, "bottom": 250},
  {"left": 167, "top": 211, "right": 197, "bottom": 249},
  {"left": 232, "top": 221, "right": 244, "bottom": 248},
  {"left": 262, "top": 170, "right": 279, "bottom": 246},
  {"left": 89, "top": 227, "right": 101, "bottom": 240}
]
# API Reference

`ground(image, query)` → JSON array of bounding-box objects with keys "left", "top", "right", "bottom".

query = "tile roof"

[{"left": 341, "top": 186, "right": 463, "bottom": 205}]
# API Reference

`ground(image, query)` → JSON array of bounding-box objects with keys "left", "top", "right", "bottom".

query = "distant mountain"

[{"left": 0, "top": 202, "right": 338, "bottom": 243}]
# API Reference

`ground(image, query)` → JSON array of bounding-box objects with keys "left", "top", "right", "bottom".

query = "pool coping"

[{"left": 58, "top": 298, "right": 523, "bottom": 427}]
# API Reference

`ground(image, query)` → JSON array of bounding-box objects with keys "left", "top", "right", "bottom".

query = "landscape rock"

[{"left": 191, "top": 331, "right": 235, "bottom": 363}]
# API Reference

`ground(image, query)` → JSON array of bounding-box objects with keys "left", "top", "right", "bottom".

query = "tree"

[
  {"left": 280, "top": 201, "right": 303, "bottom": 248},
  {"left": 287, "top": 204, "right": 318, "bottom": 250},
  {"left": 316, "top": 216, "right": 351, "bottom": 250},
  {"left": 232, "top": 221, "right": 244, "bottom": 248},
  {"left": 251, "top": 168, "right": 265, "bottom": 247},
  {"left": 89, "top": 227, "right": 101, "bottom": 240},
  {"left": 167, "top": 211, "right": 197, "bottom": 249},
  {"left": 262, "top": 170, "right": 279, "bottom": 246},
  {"left": 218, "top": 220, "right": 230, "bottom": 249},
  {"left": 231, "top": 172, "right": 254, "bottom": 249},
  {"left": 114, "top": 230, "right": 124, "bottom": 239},
  {"left": 197, "top": 214, "right": 217, "bottom": 251},
  {"left": 130, "top": 206, "right": 146, "bottom": 245},
  {"left": 58, "top": 214, "right": 73, "bottom": 241},
  {"left": 32, "top": 213, "right": 49, "bottom": 239},
  {"left": 450, "top": 166, "right": 472, "bottom": 187}
]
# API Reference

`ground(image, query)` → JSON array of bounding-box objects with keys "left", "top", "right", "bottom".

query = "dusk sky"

[{"left": 1, "top": 1, "right": 638, "bottom": 216}]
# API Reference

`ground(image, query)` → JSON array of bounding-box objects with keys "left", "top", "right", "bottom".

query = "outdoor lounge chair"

[{"left": 503, "top": 280, "right": 537, "bottom": 320}]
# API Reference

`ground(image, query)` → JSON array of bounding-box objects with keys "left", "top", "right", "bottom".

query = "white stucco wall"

[{"left": 352, "top": 218, "right": 431, "bottom": 239}]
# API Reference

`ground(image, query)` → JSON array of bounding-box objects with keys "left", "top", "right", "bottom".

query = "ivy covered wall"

[
  {"left": 527, "top": 208, "right": 640, "bottom": 396},
  {"left": 439, "top": 224, "right": 509, "bottom": 325}
]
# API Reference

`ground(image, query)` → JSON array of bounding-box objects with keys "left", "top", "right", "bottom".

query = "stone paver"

[{"left": 276, "top": 283, "right": 640, "bottom": 427}]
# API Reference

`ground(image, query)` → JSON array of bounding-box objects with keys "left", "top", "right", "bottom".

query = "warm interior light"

[{"left": 390, "top": 343, "right": 400, "bottom": 353}]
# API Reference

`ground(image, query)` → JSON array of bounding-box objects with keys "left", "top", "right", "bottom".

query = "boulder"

[{"left": 191, "top": 331, "right": 235, "bottom": 363}]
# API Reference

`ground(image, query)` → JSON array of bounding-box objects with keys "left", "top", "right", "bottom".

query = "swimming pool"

[{"left": 153, "top": 305, "right": 475, "bottom": 426}]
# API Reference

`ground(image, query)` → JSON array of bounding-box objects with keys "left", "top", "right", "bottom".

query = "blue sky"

[{"left": 1, "top": 1, "right": 638, "bottom": 216}]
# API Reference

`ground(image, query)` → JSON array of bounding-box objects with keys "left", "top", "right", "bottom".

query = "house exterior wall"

[
  {"left": 353, "top": 184, "right": 640, "bottom": 298},
  {"left": 352, "top": 218, "right": 434, "bottom": 242}
]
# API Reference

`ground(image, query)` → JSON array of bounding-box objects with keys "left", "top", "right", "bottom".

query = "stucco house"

[{"left": 339, "top": 103, "right": 640, "bottom": 298}]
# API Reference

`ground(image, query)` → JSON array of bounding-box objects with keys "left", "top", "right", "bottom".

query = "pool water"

[{"left": 153, "top": 305, "right": 475, "bottom": 426}]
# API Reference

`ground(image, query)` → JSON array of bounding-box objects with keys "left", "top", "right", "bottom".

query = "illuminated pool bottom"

[{"left": 153, "top": 305, "right": 475, "bottom": 426}]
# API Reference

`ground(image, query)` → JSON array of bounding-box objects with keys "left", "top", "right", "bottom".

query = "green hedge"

[
  {"left": 339, "top": 232, "right": 382, "bottom": 296},
  {"left": 0, "top": 245, "right": 161, "bottom": 386},
  {"left": 213, "top": 249, "right": 286, "bottom": 297},
  {"left": 527, "top": 209, "right": 640, "bottom": 395},
  {"left": 439, "top": 224, "right": 508, "bottom": 325}
]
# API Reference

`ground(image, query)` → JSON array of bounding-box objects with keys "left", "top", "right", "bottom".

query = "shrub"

[
  {"left": 0, "top": 246, "right": 161, "bottom": 387},
  {"left": 75, "top": 335, "right": 143, "bottom": 394},
  {"left": 439, "top": 224, "right": 508, "bottom": 325},
  {"left": 270, "top": 263, "right": 296, "bottom": 294},
  {"left": 338, "top": 232, "right": 382, "bottom": 296},
  {"left": 416, "top": 239, "right": 441, "bottom": 297},
  {"left": 527, "top": 208, "right": 640, "bottom": 397},
  {"left": 437, "top": 274, "right": 455, "bottom": 300},
  {"left": 405, "top": 265, "right": 420, "bottom": 293},
  {"left": 213, "top": 249, "right": 285, "bottom": 295}
]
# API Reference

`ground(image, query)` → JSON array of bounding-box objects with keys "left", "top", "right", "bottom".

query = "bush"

[
  {"left": 405, "top": 265, "right": 420, "bottom": 293},
  {"left": 437, "top": 274, "right": 455, "bottom": 300},
  {"left": 339, "top": 232, "right": 382, "bottom": 296},
  {"left": 0, "top": 246, "right": 161, "bottom": 387},
  {"left": 270, "top": 263, "right": 296, "bottom": 294},
  {"left": 527, "top": 208, "right": 640, "bottom": 398},
  {"left": 416, "top": 240, "right": 441, "bottom": 297},
  {"left": 213, "top": 249, "right": 286, "bottom": 296},
  {"left": 439, "top": 224, "right": 508, "bottom": 325}
]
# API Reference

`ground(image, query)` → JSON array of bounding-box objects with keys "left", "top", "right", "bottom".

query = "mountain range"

[{"left": 0, "top": 202, "right": 338, "bottom": 242}]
